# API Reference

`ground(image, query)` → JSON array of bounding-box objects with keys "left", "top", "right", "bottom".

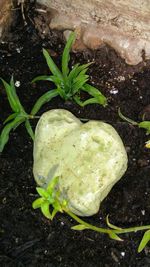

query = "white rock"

[{"left": 33, "top": 109, "right": 128, "bottom": 216}]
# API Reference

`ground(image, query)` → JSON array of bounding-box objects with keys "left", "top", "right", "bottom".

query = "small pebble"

[
  {"left": 110, "top": 89, "right": 118, "bottom": 95},
  {"left": 141, "top": 210, "right": 145, "bottom": 216},
  {"left": 15, "top": 81, "right": 21, "bottom": 87},
  {"left": 121, "top": 251, "right": 125, "bottom": 257}
]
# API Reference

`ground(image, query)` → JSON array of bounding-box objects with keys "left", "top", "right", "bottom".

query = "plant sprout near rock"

[
  {"left": 31, "top": 32, "right": 107, "bottom": 115},
  {"left": 32, "top": 176, "right": 150, "bottom": 253}
]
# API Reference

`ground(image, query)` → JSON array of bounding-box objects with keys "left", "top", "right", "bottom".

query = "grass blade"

[
  {"left": 0, "top": 116, "right": 22, "bottom": 152},
  {"left": 62, "top": 32, "right": 76, "bottom": 77},
  {"left": 72, "top": 75, "right": 89, "bottom": 94},
  {"left": 106, "top": 215, "right": 123, "bottom": 230},
  {"left": 25, "top": 120, "right": 35, "bottom": 140},
  {"left": 31, "top": 90, "right": 59, "bottom": 115},
  {"left": 32, "top": 75, "right": 52, "bottom": 83},
  {"left": 138, "top": 230, "right": 150, "bottom": 252},
  {"left": 68, "top": 63, "right": 92, "bottom": 83},
  {"left": 82, "top": 84, "right": 107, "bottom": 107},
  {"left": 43, "top": 49, "right": 63, "bottom": 81},
  {"left": 3, "top": 113, "right": 17, "bottom": 124},
  {"left": 118, "top": 108, "right": 138, "bottom": 125},
  {"left": 1, "top": 78, "right": 19, "bottom": 112}
]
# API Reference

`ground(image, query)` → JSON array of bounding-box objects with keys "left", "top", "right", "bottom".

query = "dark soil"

[{"left": 0, "top": 3, "right": 150, "bottom": 267}]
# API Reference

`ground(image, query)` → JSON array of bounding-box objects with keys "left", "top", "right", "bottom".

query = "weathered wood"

[{"left": 37, "top": 0, "right": 150, "bottom": 65}]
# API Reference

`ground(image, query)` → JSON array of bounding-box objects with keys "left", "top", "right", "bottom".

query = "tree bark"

[{"left": 37, "top": 0, "right": 150, "bottom": 65}]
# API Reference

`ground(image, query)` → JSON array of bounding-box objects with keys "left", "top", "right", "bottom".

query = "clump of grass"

[
  {"left": 31, "top": 32, "right": 107, "bottom": 115},
  {"left": 32, "top": 176, "right": 150, "bottom": 253},
  {"left": 0, "top": 77, "right": 35, "bottom": 152}
]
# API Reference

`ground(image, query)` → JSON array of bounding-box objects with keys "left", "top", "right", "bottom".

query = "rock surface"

[
  {"left": 37, "top": 0, "right": 150, "bottom": 65},
  {"left": 33, "top": 109, "right": 128, "bottom": 216},
  {"left": 0, "top": 0, "right": 13, "bottom": 39}
]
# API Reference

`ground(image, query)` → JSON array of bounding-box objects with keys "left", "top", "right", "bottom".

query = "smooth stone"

[{"left": 33, "top": 109, "right": 128, "bottom": 216}]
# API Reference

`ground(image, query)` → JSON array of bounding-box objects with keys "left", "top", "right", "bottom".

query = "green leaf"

[
  {"left": 118, "top": 108, "right": 138, "bottom": 125},
  {"left": 72, "top": 75, "right": 89, "bottom": 94},
  {"left": 41, "top": 201, "right": 52, "bottom": 219},
  {"left": 0, "top": 116, "right": 23, "bottom": 152},
  {"left": 138, "top": 230, "right": 150, "bottom": 253},
  {"left": 71, "top": 224, "right": 89, "bottom": 231},
  {"left": 139, "top": 121, "right": 150, "bottom": 135},
  {"left": 62, "top": 32, "right": 76, "bottom": 78},
  {"left": 82, "top": 84, "right": 107, "bottom": 106},
  {"left": 36, "top": 187, "right": 49, "bottom": 198},
  {"left": 1, "top": 78, "right": 19, "bottom": 112},
  {"left": 32, "top": 75, "right": 53, "bottom": 83},
  {"left": 106, "top": 215, "right": 123, "bottom": 230},
  {"left": 47, "top": 176, "right": 59, "bottom": 195},
  {"left": 68, "top": 63, "right": 92, "bottom": 83},
  {"left": 32, "top": 197, "right": 44, "bottom": 209},
  {"left": 108, "top": 232, "right": 123, "bottom": 241},
  {"left": 51, "top": 208, "right": 58, "bottom": 220},
  {"left": 25, "top": 120, "right": 35, "bottom": 140},
  {"left": 3, "top": 113, "right": 17, "bottom": 124},
  {"left": 31, "top": 90, "right": 59, "bottom": 115},
  {"left": 43, "top": 48, "right": 63, "bottom": 81}
]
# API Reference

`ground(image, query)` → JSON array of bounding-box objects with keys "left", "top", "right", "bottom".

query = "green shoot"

[
  {"left": 118, "top": 108, "right": 150, "bottom": 148},
  {"left": 31, "top": 32, "right": 107, "bottom": 115},
  {"left": 32, "top": 177, "right": 150, "bottom": 253},
  {"left": 0, "top": 77, "right": 35, "bottom": 152}
]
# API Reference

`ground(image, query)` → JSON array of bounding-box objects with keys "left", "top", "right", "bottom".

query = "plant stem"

[{"left": 65, "top": 208, "right": 150, "bottom": 236}]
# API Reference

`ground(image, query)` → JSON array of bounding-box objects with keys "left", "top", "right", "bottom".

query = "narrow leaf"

[
  {"left": 25, "top": 120, "right": 35, "bottom": 140},
  {"left": 108, "top": 232, "right": 123, "bottom": 241},
  {"left": 62, "top": 32, "right": 76, "bottom": 77},
  {"left": 72, "top": 75, "right": 89, "bottom": 94},
  {"left": 71, "top": 224, "right": 89, "bottom": 231},
  {"left": 31, "top": 90, "right": 59, "bottom": 115},
  {"left": 43, "top": 48, "right": 63, "bottom": 81},
  {"left": 3, "top": 113, "right": 17, "bottom": 124},
  {"left": 118, "top": 108, "right": 138, "bottom": 125},
  {"left": 82, "top": 84, "right": 107, "bottom": 106},
  {"left": 138, "top": 230, "right": 150, "bottom": 253},
  {"left": 68, "top": 63, "right": 92, "bottom": 83},
  {"left": 32, "top": 198, "right": 44, "bottom": 209},
  {"left": 36, "top": 187, "right": 49, "bottom": 198},
  {"left": 47, "top": 176, "right": 59, "bottom": 194},
  {"left": 106, "top": 215, "right": 123, "bottom": 230},
  {"left": 32, "top": 75, "right": 52, "bottom": 83},
  {"left": 51, "top": 208, "right": 58, "bottom": 220},
  {"left": 1, "top": 78, "right": 19, "bottom": 112},
  {"left": 0, "top": 116, "right": 23, "bottom": 152},
  {"left": 41, "top": 201, "right": 52, "bottom": 219}
]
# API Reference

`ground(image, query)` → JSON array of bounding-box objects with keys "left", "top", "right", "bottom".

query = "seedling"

[
  {"left": 118, "top": 109, "right": 150, "bottom": 148},
  {"left": 31, "top": 32, "right": 107, "bottom": 115},
  {"left": 33, "top": 176, "right": 150, "bottom": 253},
  {"left": 0, "top": 77, "right": 35, "bottom": 152}
]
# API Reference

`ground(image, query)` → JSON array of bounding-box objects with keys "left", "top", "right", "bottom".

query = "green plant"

[
  {"left": 0, "top": 77, "right": 35, "bottom": 152},
  {"left": 31, "top": 32, "right": 107, "bottom": 116},
  {"left": 33, "top": 176, "right": 150, "bottom": 253},
  {"left": 118, "top": 109, "right": 150, "bottom": 148}
]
